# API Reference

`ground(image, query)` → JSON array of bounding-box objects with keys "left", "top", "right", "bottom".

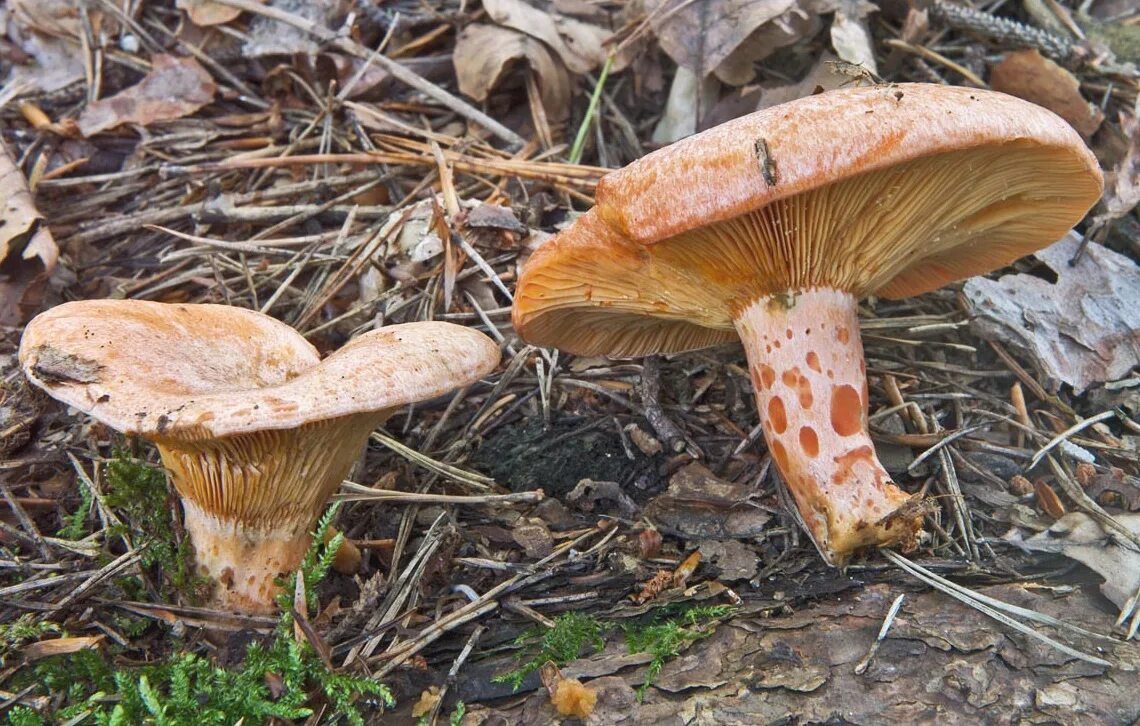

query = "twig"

[
  {"left": 854, "top": 593, "right": 905, "bottom": 675},
  {"left": 337, "top": 482, "right": 542, "bottom": 505},
  {"left": 926, "top": 0, "right": 1076, "bottom": 61},
  {"left": 207, "top": 0, "right": 526, "bottom": 148},
  {"left": 639, "top": 356, "right": 689, "bottom": 454},
  {"left": 1028, "top": 411, "right": 1114, "bottom": 469},
  {"left": 885, "top": 551, "right": 1117, "bottom": 667}
]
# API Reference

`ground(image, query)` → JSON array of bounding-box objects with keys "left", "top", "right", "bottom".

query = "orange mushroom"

[
  {"left": 513, "top": 84, "right": 1102, "bottom": 564},
  {"left": 20, "top": 300, "right": 500, "bottom": 612}
]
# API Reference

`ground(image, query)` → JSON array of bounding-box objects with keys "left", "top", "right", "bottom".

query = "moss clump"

[
  {"left": 493, "top": 612, "right": 607, "bottom": 691},
  {"left": 92, "top": 452, "right": 203, "bottom": 599},
  {"left": 14, "top": 634, "right": 391, "bottom": 726},
  {"left": 623, "top": 604, "right": 735, "bottom": 700}
]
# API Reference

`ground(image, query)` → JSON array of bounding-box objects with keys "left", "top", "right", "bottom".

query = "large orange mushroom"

[
  {"left": 513, "top": 84, "right": 1103, "bottom": 565},
  {"left": 20, "top": 300, "right": 500, "bottom": 612}
]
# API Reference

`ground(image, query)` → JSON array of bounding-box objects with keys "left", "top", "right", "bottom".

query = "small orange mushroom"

[
  {"left": 20, "top": 300, "right": 500, "bottom": 612},
  {"left": 512, "top": 84, "right": 1103, "bottom": 564}
]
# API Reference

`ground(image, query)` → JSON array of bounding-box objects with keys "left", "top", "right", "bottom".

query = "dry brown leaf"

[
  {"left": 411, "top": 686, "right": 442, "bottom": 718},
  {"left": 176, "top": 0, "right": 255, "bottom": 26},
  {"left": 644, "top": 461, "right": 770, "bottom": 539},
  {"left": 756, "top": 51, "right": 847, "bottom": 110},
  {"left": 483, "top": 0, "right": 611, "bottom": 74},
  {"left": 651, "top": 65, "right": 720, "bottom": 144},
  {"left": 830, "top": 0, "right": 879, "bottom": 75},
  {"left": 22, "top": 635, "right": 104, "bottom": 662},
  {"left": 10, "top": 0, "right": 88, "bottom": 39},
  {"left": 1093, "top": 113, "right": 1140, "bottom": 228},
  {"left": 0, "top": 139, "right": 59, "bottom": 327},
  {"left": 77, "top": 54, "right": 216, "bottom": 137},
  {"left": 1021, "top": 512, "right": 1140, "bottom": 612},
  {"left": 715, "top": 4, "right": 825, "bottom": 85},
  {"left": 647, "top": 0, "right": 796, "bottom": 79},
  {"left": 244, "top": 0, "right": 345, "bottom": 57},
  {"left": 990, "top": 49, "right": 1103, "bottom": 139},
  {"left": 4, "top": 0, "right": 88, "bottom": 94},
  {"left": 453, "top": 24, "right": 571, "bottom": 121},
  {"left": 962, "top": 232, "right": 1140, "bottom": 394},
  {"left": 1033, "top": 479, "right": 1067, "bottom": 519}
]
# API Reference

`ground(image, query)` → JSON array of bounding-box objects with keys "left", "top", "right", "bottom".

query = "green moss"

[
  {"left": 101, "top": 452, "right": 204, "bottom": 598},
  {"left": 0, "top": 615, "right": 63, "bottom": 667},
  {"left": 493, "top": 612, "right": 607, "bottom": 691},
  {"left": 1080, "top": 13, "right": 1140, "bottom": 63},
  {"left": 623, "top": 604, "right": 735, "bottom": 700},
  {"left": 21, "top": 633, "right": 391, "bottom": 726}
]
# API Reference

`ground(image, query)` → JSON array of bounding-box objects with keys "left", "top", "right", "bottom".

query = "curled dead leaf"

[
  {"left": 22, "top": 635, "right": 104, "bottom": 662},
  {"left": 77, "top": 54, "right": 216, "bottom": 137},
  {"left": 177, "top": 0, "right": 263, "bottom": 26},
  {"left": 648, "top": 0, "right": 794, "bottom": 77},
  {"left": 453, "top": 24, "right": 571, "bottom": 121},
  {"left": 483, "top": 0, "right": 611, "bottom": 74},
  {"left": 0, "top": 139, "right": 59, "bottom": 326},
  {"left": 990, "top": 49, "right": 1103, "bottom": 139},
  {"left": 963, "top": 233, "right": 1140, "bottom": 394},
  {"left": 1033, "top": 479, "right": 1067, "bottom": 519}
]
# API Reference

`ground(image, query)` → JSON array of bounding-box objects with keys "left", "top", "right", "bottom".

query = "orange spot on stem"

[
  {"left": 799, "top": 426, "right": 819, "bottom": 458},
  {"left": 830, "top": 385, "right": 863, "bottom": 436},
  {"left": 768, "top": 396, "right": 788, "bottom": 434}
]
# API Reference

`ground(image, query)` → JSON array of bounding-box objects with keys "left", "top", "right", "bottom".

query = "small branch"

[
  {"left": 639, "top": 356, "right": 689, "bottom": 454},
  {"left": 208, "top": 0, "right": 526, "bottom": 149}
]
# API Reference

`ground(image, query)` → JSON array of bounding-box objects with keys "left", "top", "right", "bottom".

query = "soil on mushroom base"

[{"left": 473, "top": 417, "right": 654, "bottom": 497}]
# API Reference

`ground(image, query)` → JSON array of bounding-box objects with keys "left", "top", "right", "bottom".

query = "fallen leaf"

[
  {"left": 4, "top": 2, "right": 85, "bottom": 94},
  {"left": 962, "top": 232, "right": 1140, "bottom": 394},
  {"left": 244, "top": 0, "right": 342, "bottom": 57},
  {"left": 830, "top": 0, "right": 879, "bottom": 76},
  {"left": 0, "top": 138, "right": 59, "bottom": 326},
  {"left": 411, "top": 686, "right": 441, "bottom": 718},
  {"left": 989, "top": 49, "right": 1103, "bottom": 138},
  {"left": 77, "top": 54, "right": 216, "bottom": 137},
  {"left": 1020, "top": 512, "right": 1140, "bottom": 612},
  {"left": 647, "top": 0, "right": 797, "bottom": 79},
  {"left": 755, "top": 51, "right": 847, "bottom": 110},
  {"left": 697, "top": 539, "right": 759, "bottom": 582},
  {"left": 651, "top": 65, "right": 721, "bottom": 144},
  {"left": 714, "top": 2, "right": 826, "bottom": 85},
  {"left": 177, "top": 0, "right": 254, "bottom": 26},
  {"left": 22, "top": 635, "right": 104, "bottom": 662},
  {"left": 483, "top": 0, "right": 611, "bottom": 74},
  {"left": 1033, "top": 479, "right": 1067, "bottom": 519},
  {"left": 453, "top": 23, "right": 571, "bottom": 121},
  {"left": 645, "top": 461, "right": 771, "bottom": 539},
  {"left": 1092, "top": 113, "right": 1140, "bottom": 229}
]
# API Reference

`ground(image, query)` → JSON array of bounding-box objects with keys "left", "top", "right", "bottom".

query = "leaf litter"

[{"left": 0, "top": 0, "right": 1138, "bottom": 723}]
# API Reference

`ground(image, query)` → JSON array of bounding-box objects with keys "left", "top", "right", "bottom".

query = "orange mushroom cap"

[
  {"left": 513, "top": 83, "right": 1103, "bottom": 356},
  {"left": 20, "top": 300, "right": 501, "bottom": 611}
]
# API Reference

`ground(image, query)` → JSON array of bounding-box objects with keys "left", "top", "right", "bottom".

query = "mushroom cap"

[
  {"left": 513, "top": 83, "right": 1104, "bottom": 357},
  {"left": 19, "top": 300, "right": 501, "bottom": 441}
]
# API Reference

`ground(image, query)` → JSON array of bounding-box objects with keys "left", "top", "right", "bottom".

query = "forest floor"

[{"left": 1, "top": 0, "right": 1139, "bottom": 724}]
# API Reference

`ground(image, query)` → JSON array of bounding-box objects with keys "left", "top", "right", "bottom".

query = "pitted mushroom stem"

[{"left": 735, "top": 289, "right": 919, "bottom": 563}]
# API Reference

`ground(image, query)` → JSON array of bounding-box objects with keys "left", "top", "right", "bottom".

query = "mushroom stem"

[
  {"left": 734, "top": 288, "right": 921, "bottom": 564},
  {"left": 155, "top": 412, "right": 387, "bottom": 613}
]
